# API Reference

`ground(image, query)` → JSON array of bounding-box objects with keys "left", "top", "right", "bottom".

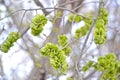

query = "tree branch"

[
  {"left": 33, "top": 0, "right": 49, "bottom": 15},
  {"left": 75, "top": 1, "right": 103, "bottom": 78}
]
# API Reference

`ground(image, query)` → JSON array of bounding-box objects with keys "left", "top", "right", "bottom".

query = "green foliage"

[
  {"left": 94, "top": 7, "right": 108, "bottom": 44},
  {"left": 53, "top": 27, "right": 59, "bottom": 33},
  {"left": 67, "top": 77, "right": 72, "bottom": 80},
  {"left": 40, "top": 43, "right": 59, "bottom": 56},
  {"left": 62, "top": 46, "right": 72, "bottom": 56},
  {"left": 74, "top": 18, "right": 92, "bottom": 39},
  {"left": 0, "top": 32, "right": 21, "bottom": 53},
  {"left": 68, "top": 13, "right": 74, "bottom": 22},
  {"left": 35, "top": 63, "right": 41, "bottom": 68},
  {"left": 30, "top": 14, "right": 47, "bottom": 36},
  {"left": 74, "top": 26, "right": 88, "bottom": 39},
  {"left": 75, "top": 15, "right": 83, "bottom": 23},
  {"left": 82, "top": 61, "right": 94, "bottom": 72},
  {"left": 50, "top": 11, "right": 62, "bottom": 23},
  {"left": 58, "top": 34, "right": 72, "bottom": 56},
  {"left": 94, "top": 53, "right": 120, "bottom": 80},
  {"left": 68, "top": 13, "right": 83, "bottom": 23},
  {"left": 84, "top": 18, "right": 92, "bottom": 30},
  {"left": 82, "top": 53, "right": 120, "bottom": 80},
  {"left": 40, "top": 43, "right": 68, "bottom": 73},
  {"left": 58, "top": 34, "right": 68, "bottom": 46},
  {"left": 55, "top": 11, "right": 62, "bottom": 18},
  {"left": 68, "top": 13, "right": 93, "bottom": 39},
  {"left": 40, "top": 34, "right": 72, "bottom": 73}
]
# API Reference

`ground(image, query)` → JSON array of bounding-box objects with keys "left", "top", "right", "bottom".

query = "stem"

[{"left": 75, "top": 0, "right": 103, "bottom": 79}]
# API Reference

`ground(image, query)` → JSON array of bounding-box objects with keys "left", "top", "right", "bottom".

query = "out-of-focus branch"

[
  {"left": 59, "top": 0, "right": 81, "bottom": 7},
  {"left": 83, "top": 70, "right": 96, "bottom": 80},
  {"left": 75, "top": 1, "right": 103, "bottom": 78},
  {"left": 0, "top": 55, "right": 6, "bottom": 80},
  {"left": 0, "top": 7, "right": 88, "bottom": 21},
  {"left": 19, "top": 10, "right": 27, "bottom": 32},
  {"left": 0, "top": 26, "right": 4, "bottom": 35},
  {"left": 33, "top": 0, "right": 49, "bottom": 15}
]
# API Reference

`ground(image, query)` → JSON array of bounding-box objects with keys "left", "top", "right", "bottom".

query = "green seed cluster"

[
  {"left": 40, "top": 43, "right": 68, "bottom": 73},
  {"left": 82, "top": 61, "right": 94, "bottom": 72},
  {"left": 84, "top": 18, "right": 92, "bottom": 30},
  {"left": 94, "top": 7, "right": 108, "bottom": 44},
  {"left": 58, "top": 35, "right": 72, "bottom": 56},
  {"left": 94, "top": 53, "right": 120, "bottom": 80},
  {"left": 55, "top": 11, "right": 62, "bottom": 19},
  {"left": 0, "top": 32, "right": 21, "bottom": 53},
  {"left": 82, "top": 53, "right": 120, "bottom": 80},
  {"left": 68, "top": 13, "right": 92, "bottom": 39},
  {"left": 68, "top": 13, "right": 83, "bottom": 23},
  {"left": 30, "top": 14, "right": 47, "bottom": 36},
  {"left": 67, "top": 77, "right": 72, "bottom": 80},
  {"left": 74, "top": 19, "right": 92, "bottom": 39},
  {"left": 58, "top": 34, "right": 68, "bottom": 46}
]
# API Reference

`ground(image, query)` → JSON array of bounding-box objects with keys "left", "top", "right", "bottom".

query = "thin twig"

[
  {"left": 0, "top": 6, "right": 91, "bottom": 38},
  {"left": 0, "top": 7, "right": 89, "bottom": 21},
  {"left": 21, "top": 27, "right": 29, "bottom": 37},
  {"left": 79, "top": 1, "right": 103, "bottom": 63},
  {"left": 0, "top": 55, "right": 6, "bottom": 80},
  {"left": 73, "top": 1, "right": 102, "bottom": 11},
  {"left": 83, "top": 37, "right": 94, "bottom": 54},
  {"left": 75, "top": 1, "right": 103, "bottom": 78},
  {"left": 83, "top": 70, "right": 96, "bottom": 80},
  {"left": 59, "top": 0, "right": 81, "bottom": 7},
  {"left": 19, "top": 10, "right": 27, "bottom": 32},
  {"left": 0, "top": 25, "right": 4, "bottom": 35},
  {"left": 33, "top": 0, "right": 49, "bottom": 15}
]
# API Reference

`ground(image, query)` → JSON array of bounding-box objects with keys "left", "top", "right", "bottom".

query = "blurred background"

[{"left": 0, "top": 0, "right": 120, "bottom": 80}]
